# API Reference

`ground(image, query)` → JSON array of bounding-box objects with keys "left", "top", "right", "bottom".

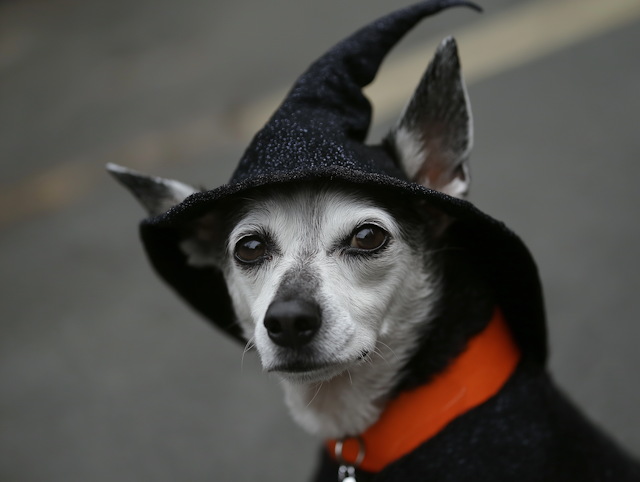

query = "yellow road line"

[
  {"left": 2, "top": 0, "right": 640, "bottom": 229},
  {"left": 0, "top": 116, "right": 225, "bottom": 227},
  {"left": 236, "top": 0, "right": 640, "bottom": 136},
  {"left": 0, "top": 162, "right": 97, "bottom": 227}
]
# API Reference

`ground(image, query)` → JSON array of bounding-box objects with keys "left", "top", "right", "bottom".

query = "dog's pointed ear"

[
  {"left": 387, "top": 36, "right": 472, "bottom": 199},
  {"left": 106, "top": 163, "right": 199, "bottom": 216}
]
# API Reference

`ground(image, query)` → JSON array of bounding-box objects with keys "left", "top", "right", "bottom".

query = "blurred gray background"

[{"left": 1, "top": 0, "right": 639, "bottom": 480}]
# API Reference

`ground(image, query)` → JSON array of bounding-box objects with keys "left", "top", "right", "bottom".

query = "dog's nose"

[{"left": 263, "top": 299, "right": 321, "bottom": 348}]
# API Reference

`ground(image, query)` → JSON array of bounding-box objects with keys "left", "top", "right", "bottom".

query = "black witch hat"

[{"left": 109, "top": 0, "right": 547, "bottom": 365}]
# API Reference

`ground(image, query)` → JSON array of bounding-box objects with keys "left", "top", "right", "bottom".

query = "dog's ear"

[
  {"left": 106, "top": 163, "right": 199, "bottom": 216},
  {"left": 387, "top": 36, "right": 472, "bottom": 199}
]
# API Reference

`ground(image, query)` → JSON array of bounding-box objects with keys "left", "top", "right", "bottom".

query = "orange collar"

[{"left": 326, "top": 308, "right": 521, "bottom": 473}]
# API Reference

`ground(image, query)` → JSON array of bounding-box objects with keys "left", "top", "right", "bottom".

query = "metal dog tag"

[
  {"left": 338, "top": 464, "right": 357, "bottom": 482},
  {"left": 335, "top": 437, "right": 365, "bottom": 482}
]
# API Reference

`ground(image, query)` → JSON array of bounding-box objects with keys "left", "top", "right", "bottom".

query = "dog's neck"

[{"left": 281, "top": 237, "right": 496, "bottom": 439}]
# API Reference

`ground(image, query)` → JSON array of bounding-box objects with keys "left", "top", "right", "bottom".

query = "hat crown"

[{"left": 231, "top": 0, "right": 479, "bottom": 185}]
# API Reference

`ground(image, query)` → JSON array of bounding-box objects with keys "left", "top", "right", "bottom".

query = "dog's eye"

[
  {"left": 350, "top": 225, "right": 387, "bottom": 251},
  {"left": 235, "top": 236, "right": 266, "bottom": 262}
]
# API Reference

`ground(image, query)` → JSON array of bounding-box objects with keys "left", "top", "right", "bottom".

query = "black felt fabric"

[
  {"left": 313, "top": 361, "right": 640, "bottom": 482},
  {"left": 233, "top": 0, "right": 480, "bottom": 184}
]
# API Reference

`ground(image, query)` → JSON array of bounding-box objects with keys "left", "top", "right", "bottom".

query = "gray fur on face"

[{"left": 180, "top": 183, "right": 441, "bottom": 438}]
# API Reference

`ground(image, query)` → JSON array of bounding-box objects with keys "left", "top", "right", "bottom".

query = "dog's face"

[
  {"left": 217, "top": 184, "right": 435, "bottom": 385},
  {"left": 177, "top": 183, "right": 448, "bottom": 436}
]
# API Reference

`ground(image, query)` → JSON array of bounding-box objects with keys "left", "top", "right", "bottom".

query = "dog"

[{"left": 108, "top": 1, "right": 640, "bottom": 480}]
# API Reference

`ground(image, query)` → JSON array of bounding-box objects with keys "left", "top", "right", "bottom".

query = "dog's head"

[
  {"left": 109, "top": 32, "right": 471, "bottom": 371},
  {"left": 108, "top": 0, "right": 547, "bottom": 437}
]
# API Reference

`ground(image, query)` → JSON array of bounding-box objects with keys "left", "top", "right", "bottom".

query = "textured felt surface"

[
  {"left": 232, "top": 0, "right": 480, "bottom": 183},
  {"left": 313, "top": 362, "right": 640, "bottom": 481}
]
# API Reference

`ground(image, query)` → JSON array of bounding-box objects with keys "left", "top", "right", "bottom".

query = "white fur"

[
  {"left": 393, "top": 122, "right": 471, "bottom": 199},
  {"left": 442, "top": 162, "right": 470, "bottom": 199},
  {"left": 183, "top": 185, "right": 439, "bottom": 438},
  {"left": 394, "top": 127, "right": 429, "bottom": 182},
  {"left": 161, "top": 178, "right": 198, "bottom": 206}
]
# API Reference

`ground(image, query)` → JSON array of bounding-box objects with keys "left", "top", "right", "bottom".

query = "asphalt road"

[{"left": 1, "top": 0, "right": 639, "bottom": 481}]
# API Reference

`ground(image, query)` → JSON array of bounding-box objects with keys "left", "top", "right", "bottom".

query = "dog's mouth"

[
  {"left": 270, "top": 360, "right": 332, "bottom": 374},
  {"left": 267, "top": 349, "right": 371, "bottom": 382}
]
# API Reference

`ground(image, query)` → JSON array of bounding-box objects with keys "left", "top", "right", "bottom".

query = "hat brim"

[{"left": 140, "top": 166, "right": 547, "bottom": 364}]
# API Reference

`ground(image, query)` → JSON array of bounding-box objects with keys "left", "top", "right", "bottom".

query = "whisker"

[
  {"left": 376, "top": 341, "right": 398, "bottom": 360},
  {"left": 241, "top": 337, "right": 255, "bottom": 372},
  {"left": 363, "top": 353, "right": 375, "bottom": 367},
  {"left": 303, "top": 383, "right": 320, "bottom": 396},
  {"left": 346, "top": 369, "right": 353, "bottom": 385},
  {"left": 234, "top": 196, "right": 258, "bottom": 203},
  {"left": 306, "top": 382, "right": 324, "bottom": 408},
  {"left": 372, "top": 347, "right": 390, "bottom": 366}
]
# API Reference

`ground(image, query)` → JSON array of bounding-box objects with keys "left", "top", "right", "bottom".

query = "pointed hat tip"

[
  {"left": 465, "top": 1, "right": 483, "bottom": 13},
  {"left": 447, "top": 0, "right": 483, "bottom": 13},
  {"left": 238, "top": 0, "right": 484, "bottom": 175}
]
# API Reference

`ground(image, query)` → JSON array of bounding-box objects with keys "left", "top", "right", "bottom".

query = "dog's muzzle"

[{"left": 263, "top": 299, "right": 321, "bottom": 349}]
